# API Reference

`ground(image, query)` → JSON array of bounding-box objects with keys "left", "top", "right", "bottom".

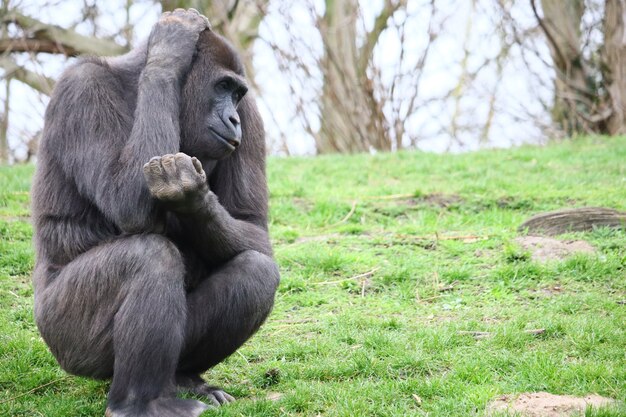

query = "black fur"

[{"left": 31, "top": 10, "right": 279, "bottom": 417}]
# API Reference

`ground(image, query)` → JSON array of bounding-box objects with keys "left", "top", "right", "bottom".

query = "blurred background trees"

[
  {"left": 0, "top": 0, "right": 624, "bottom": 163},
  {"left": 528, "top": 0, "right": 626, "bottom": 136}
]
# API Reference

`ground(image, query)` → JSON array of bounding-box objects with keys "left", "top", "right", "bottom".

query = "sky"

[{"left": 2, "top": 0, "right": 554, "bottom": 160}]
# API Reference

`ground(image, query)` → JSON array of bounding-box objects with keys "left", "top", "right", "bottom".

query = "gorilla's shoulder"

[
  {"left": 57, "top": 58, "right": 114, "bottom": 87},
  {"left": 49, "top": 57, "right": 125, "bottom": 108}
]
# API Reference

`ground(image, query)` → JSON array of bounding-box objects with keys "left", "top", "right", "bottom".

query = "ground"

[{"left": 0, "top": 137, "right": 625, "bottom": 416}]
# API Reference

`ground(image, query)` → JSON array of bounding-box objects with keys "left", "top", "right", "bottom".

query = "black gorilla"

[{"left": 31, "top": 9, "right": 279, "bottom": 417}]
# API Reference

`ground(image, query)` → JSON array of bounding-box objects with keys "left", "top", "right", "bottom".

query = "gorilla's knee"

[
  {"left": 237, "top": 250, "right": 280, "bottom": 293},
  {"left": 123, "top": 234, "right": 184, "bottom": 278}
]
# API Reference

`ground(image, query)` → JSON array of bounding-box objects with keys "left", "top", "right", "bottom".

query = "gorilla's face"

[
  {"left": 180, "top": 30, "right": 248, "bottom": 160},
  {"left": 203, "top": 73, "right": 247, "bottom": 153}
]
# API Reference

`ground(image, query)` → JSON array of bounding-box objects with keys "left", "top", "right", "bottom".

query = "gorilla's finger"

[
  {"left": 218, "top": 390, "right": 235, "bottom": 403},
  {"left": 143, "top": 157, "right": 164, "bottom": 180},
  {"left": 206, "top": 395, "right": 220, "bottom": 407},
  {"left": 191, "top": 157, "right": 204, "bottom": 175},
  {"left": 212, "top": 390, "right": 228, "bottom": 404},
  {"left": 174, "top": 154, "right": 203, "bottom": 190},
  {"left": 160, "top": 154, "right": 178, "bottom": 181}
]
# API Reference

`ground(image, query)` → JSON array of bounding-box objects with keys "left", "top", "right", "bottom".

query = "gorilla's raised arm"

[{"left": 43, "top": 10, "right": 208, "bottom": 233}]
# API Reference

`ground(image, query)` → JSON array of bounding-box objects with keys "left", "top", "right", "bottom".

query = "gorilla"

[{"left": 30, "top": 9, "right": 279, "bottom": 417}]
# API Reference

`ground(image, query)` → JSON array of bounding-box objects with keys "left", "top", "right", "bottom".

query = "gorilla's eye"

[
  {"left": 216, "top": 79, "right": 234, "bottom": 92},
  {"left": 216, "top": 77, "right": 248, "bottom": 104},
  {"left": 234, "top": 87, "right": 248, "bottom": 103}
]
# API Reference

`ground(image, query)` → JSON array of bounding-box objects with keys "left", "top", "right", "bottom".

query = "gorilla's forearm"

[
  {"left": 179, "top": 191, "right": 273, "bottom": 263},
  {"left": 126, "top": 68, "right": 181, "bottom": 157},
  {"left": 111, "top": 72, "right": 182, "bottom": 232}
]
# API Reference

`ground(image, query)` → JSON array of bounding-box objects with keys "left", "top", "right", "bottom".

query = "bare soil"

[
  {"left": 416, "top": 192, "right": 464, "bottom": 208},
  {"left": 514, "top": 236, "right": 595, "bottom": 262},
  {"left": 486, "top": 392, "right": 615, "bottom": 416}
]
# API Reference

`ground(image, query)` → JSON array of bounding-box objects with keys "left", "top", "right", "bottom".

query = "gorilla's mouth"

[{"left": 210, "top": 128, "right": 239, "bottom": 150}]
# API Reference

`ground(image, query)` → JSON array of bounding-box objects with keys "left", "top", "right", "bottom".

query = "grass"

[{"left": 1, "top": 136, "right": 625, "bottom": 416}]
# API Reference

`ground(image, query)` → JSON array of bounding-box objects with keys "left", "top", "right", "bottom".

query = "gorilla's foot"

[
  {"left": 176, "top": 373, "right": 235, "bottom": 407},
  {"left": 105, "top": 397, "right": 208, "bottom": 417}
]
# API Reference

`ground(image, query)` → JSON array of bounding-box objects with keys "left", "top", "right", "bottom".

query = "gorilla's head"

[{"left": 180, "top": 30, "right": 249, "bottom": 160}]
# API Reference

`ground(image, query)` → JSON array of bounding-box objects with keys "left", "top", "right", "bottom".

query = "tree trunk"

[
  {"left": 0, "top": 76, "right": 8, "bottom": 164},
  {"left": 535, "top": 0, "right": 592, "bottom": 135},
  {"left": 602, "top": 0, "right": 626, "bottom": 135},
  {"left": 317, "top": 0, "right": 391, "bottom": 154}
]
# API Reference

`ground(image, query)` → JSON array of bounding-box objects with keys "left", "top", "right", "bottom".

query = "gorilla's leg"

[
  {"left": 175, "top": 250, "right": 280, "bottom": 404},
  {"left": 34, "top": 234, "right": 208, "bottom": 417}
]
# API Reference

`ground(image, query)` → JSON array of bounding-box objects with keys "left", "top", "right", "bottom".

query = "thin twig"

[
  {"left": 458, "top": 328, "right": 546, "bottom": 339},
  {"left": 0, "top": 377, "right": 68, "bottom": 404},
  {"left": 236, "top": 350, "right": 249, "bottom": 364},
  {"left": 363, "top": 193, "right": 415, "bottom": 200},
  {"left": 325, "top": 200, "right": 358, "bottom": 229},
  {"left": 416, "top": 294, "right": 445, "bottom": 303},
  {"left": 313, "top": 267, "right": 380, "bottom": 286}
]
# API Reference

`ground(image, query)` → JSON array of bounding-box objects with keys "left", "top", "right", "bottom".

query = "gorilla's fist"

[{"left": 143, "top": 152, "right": 209, "bottom": 213}]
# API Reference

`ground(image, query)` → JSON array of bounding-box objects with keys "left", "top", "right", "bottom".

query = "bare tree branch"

[
  {"left": 357, "top": 0, "right": 406, "bottom": 75},
  {"left": 0, "top": 55, "right": 54, "bottom": 94},
  {"left": 1, "top": 11, "right": 128, "bottom": 56}
]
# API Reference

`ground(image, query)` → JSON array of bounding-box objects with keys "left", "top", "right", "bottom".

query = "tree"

[
  {"left": 0, "top": 1, "right": 131, "bottom": 163},
  {"left": 531, "top": 0, "right": 626, "bottom": 135},
  {"left": 265, "top": 0, "right": 418, "bottom": 154}
]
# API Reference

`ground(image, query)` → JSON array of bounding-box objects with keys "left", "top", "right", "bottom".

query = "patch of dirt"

[
  {"left": 292, "top": 197, "right": 313, "bottom": 211},
  {"left": 528, "top": 284, "right": 565, "bottom": 299},
  {"left": 415, "top": 193, "right": 464, "bottom": 208},
  {"left": 486, "top": 392, "right": 615, "bottom": 416},
  {"left": 514, "top": 236, "right": 595, "bottom": 262},
  {"left": 266, "top": 392, "right": 284, "bottom": 401}
]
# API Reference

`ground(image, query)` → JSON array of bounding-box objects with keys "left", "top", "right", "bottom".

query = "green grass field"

[{"left": 1, "top": 137, "right": 625, "bottom": 416}]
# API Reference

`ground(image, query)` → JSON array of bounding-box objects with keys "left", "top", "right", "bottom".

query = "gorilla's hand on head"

[
  {"left": 143, "top": 152, "right": 209, "bottom": 213},
  {"left": 146, "top": 8, "right": 209, "bottom": 76}
]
